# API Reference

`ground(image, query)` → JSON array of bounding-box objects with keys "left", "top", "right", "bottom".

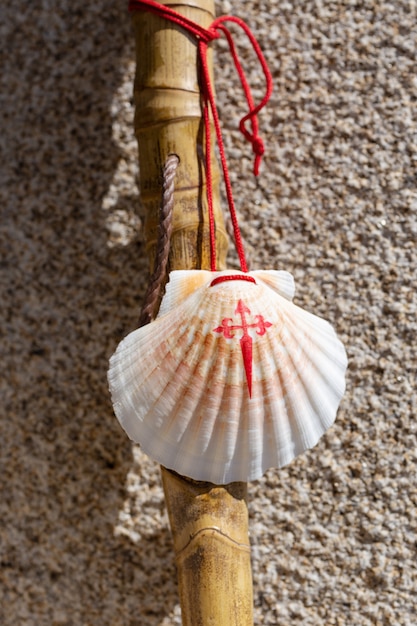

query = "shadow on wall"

[{"left": 0, "top": 2, "right": 178, "bottom": 624}]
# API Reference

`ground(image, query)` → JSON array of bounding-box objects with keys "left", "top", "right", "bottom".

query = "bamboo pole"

[
  {"left": 132, "top": 1, "right": 254, "bottom": 624},
  {"left": 161, "top": 472, "right": 253, "bottom": 626},
  {"left": 133, "top": 0, "right": 228, "bottom": 270}
]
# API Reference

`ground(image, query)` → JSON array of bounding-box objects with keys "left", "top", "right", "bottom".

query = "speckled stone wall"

[{"left": 1, "top": 1, "right": 416, "bottom": 625}]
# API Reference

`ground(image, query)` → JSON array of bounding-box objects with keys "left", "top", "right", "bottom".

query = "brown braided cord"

[{"left": 139, "top": 154, "right": 179, "bottom": 327}]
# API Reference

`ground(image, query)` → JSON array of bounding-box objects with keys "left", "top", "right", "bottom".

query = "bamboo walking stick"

[
  {"left": 132, "top": 1, "right": 253, "bottom": 624},
  {"left": 108, "top": 2, "right": 347, "bottom": 624}
]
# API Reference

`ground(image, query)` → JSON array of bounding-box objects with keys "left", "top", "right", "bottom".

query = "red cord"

[
  {"left": 210, "top": 274, "right": 256, "bottom": 287},
  {"left": 128, "top": 0, "right": 273, "bottom": 272}
]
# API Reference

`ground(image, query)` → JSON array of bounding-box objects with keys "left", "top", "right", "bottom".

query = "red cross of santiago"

[{"left": 213, "top": 299, "right": 272, "bottom": 397}]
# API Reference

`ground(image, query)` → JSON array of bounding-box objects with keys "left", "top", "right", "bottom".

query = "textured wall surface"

[{"left": 1, "top": 1, "right": 416, "bottom": 625}]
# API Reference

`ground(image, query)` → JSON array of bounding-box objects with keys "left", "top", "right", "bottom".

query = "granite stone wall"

[{"left": 1, "top": 1, "right": 416, "bottom": 624}]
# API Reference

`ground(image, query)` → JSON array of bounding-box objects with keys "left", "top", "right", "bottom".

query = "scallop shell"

[{"left": 108, "top": 269, "right": 347, "bottom": 484}]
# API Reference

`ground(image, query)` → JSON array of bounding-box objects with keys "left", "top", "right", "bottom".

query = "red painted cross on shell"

[{"left": 213, "top": 299, "right": 272, "bottom": 397}]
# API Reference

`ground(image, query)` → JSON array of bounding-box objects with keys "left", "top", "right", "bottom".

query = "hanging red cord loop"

[{"left": 128, "top": 0, "right": 273, "bottom": 272}]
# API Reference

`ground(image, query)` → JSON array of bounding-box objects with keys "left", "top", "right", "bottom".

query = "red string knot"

[
  {"left": 252, "top": 137, "right": 265, "bottom": 157},
  {"left": 252, "top": 137, "right": 265, "bottom": 176},
  {"left": 207, "top": 26, "right": 221, "bottom": 42}
]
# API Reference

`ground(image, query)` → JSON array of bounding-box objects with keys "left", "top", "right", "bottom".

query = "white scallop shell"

[{"left": 108, "top": 269, "right": 347, "bottom": 484}]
